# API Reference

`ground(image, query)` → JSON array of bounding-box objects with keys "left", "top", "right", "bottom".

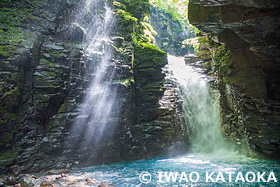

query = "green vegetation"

[
  {"left": 0, "top": 150, "right": 18, "bottom": 160},
  {"left": 115, "top": 78, "right": 135, "bottom": 88},
  {"left": 0, "top": 0, "right": 41, "bottom": 57},
  {"left": 140, "top": 21, "right": 157, "bottom": 44},
  {"left": 194, "top": 34, "right": 232, "bottom": 75},
  {"left": 5, "top": 87, "right": 20, "bottom": 96},
  {"left": 113, "top": 0, "right": 167, "bottom": 91},
  {"left": 198, "top": 35, "right": 232, "bottom": 66},
  {"left": 134, "top": 44, "right": 167, "bottom": 68},
  {"left": 213, "top": 44, "right": 232, "bottom": 68},
  {"left": 150, "top": 0, "right": 188, "bottom": 25},
  {"left": 117, "top": 0, "right": 151, "bottom": 20},
  {"left": 0, "top": 134, "right": 13, "bottom": 147},
  {"left": 114, "top": 0, "right": 164, "bottom": 52},
  {"left": 116, "top": 9, "right": 138, "bottom": 23},
  {"left": 150, "top": 0, "right": 198, "bottom": 35}
]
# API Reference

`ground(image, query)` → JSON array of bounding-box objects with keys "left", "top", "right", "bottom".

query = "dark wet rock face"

[
  {"left": 0, "top": 0, "right": 188, "bottom": 173},
  {"left": 128, "top": 49, "right": 188, "bottom": 159},
  {"left": 189, "top": 0, "right": 280, "bottom": 159},
  {"left": 0, "top": 0, "right": 83, "bottom": 173}
]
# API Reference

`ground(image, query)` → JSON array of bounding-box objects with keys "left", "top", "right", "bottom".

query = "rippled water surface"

[{"left": 73, "top": 153, "right": 280, "bottom": 186}]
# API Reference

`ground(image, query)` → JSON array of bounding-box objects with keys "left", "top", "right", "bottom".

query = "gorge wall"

[
  {"left": 0, "top": 0, "right": 187, "bottom": 173},
  {"left": 188, "top": 0, "right": 280, "bottom": 159},
  {"left": 150, "top": 6, "right": 191, "bottom": 55},
  {"left": 2, "top": 0, "right": 279, "bottom": 176}
]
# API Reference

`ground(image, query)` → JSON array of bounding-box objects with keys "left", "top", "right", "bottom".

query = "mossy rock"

[
  {"left": 117, "top": 0, "right": 150, "bottom": 20},
  {"left": 0, "top": 150, "right": 18, "bottom": 160},
  {"left": 134, "top": 43, "right": 167, "bottom": 68},
  {"left": 138, "top": 68, "right": 156, "bottom": 72},
  {"left": 0, "top": 133, "right": 13, "bottom": 146},
  {"left": 57, "top": 102, "right": 75, "bottom": 113},
  {"left": 115, "top": 5, "right": 137, "bottom": 39}
]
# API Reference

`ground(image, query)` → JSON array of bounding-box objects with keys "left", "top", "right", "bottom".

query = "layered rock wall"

[
  {"left": 0, "top": 0, "right": 188, "bottom": 173},
  {"left": 189, "top": 0, "right": 280, "bottom": 159},
  {"left": 0, "top": 0, "right": 87, "bottom": 173}
]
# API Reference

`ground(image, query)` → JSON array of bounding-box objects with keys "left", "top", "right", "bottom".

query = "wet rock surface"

[
  {"left": 0, "top": 0, "right": 87, "bottom": 174},
  {"left": 189, "top": 0, "right": 280, "bottom": 159},
  {"left": 0, "top": 0, "right": 188, "bottom": 174},
  {"left": 125, "top": 50, "right": 189, "bottom": 159},
  {"left": 0, "top": 172, "right": 112, "bottom": 187}
]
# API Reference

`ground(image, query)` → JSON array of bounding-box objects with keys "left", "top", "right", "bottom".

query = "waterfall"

[
  {"left": 69, "top": 1, "right": 120, "bottom": 156},
  {"left": 165, "top": 55, "right": 232, "bottom": 154}
]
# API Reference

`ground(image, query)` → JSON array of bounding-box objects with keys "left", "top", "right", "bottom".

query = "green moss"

[
  {"left": 0, "top": 1, "right": 39, "bottom": 26},
  {"left": 138, "top": 68, "right": 157, "bottom": 72},
  {"left": 50, "top": 51, "right": 68, "bottom": 58},
  {"left": 1, "top": 134, "right": 13, "bottom": 143},
  {"left": 151, "top": 0, "right": 187, "bottom": 27},
  {"left": 40, "top": 58, "right": 60, "bottom": 67},
  {"left": 213, "top": 44, "right": 232, "bottom": 69},
  {"left": 196, "top": 33, "right": 232, "bottom": 74},
  {"left": 40, "top": 71, "right": 57, "bottom": 77},
  {"left": 5, "top": 87, "right": 20, "bottom": 96},
  {"left": 40, "top": 58, "right": 50, "bottom": 63},
  {"left": 0, "top": 26, "right": 23, "bottom": 57},
  {"left": 58, "top": 102, "right": 73, "bottom": 113},
  {"left": 35, "top": 85, "right": 60, "bottom": 88},
  {"left": 122, "top": 79, "right": 132, "bottom": 87},
  {"left": 0, "top": 46, "right": 13, "bottom": 57},
  {"left": 0, "top": 150, "right": 18, "bottom": 160},
  {"left": 3, "top": 112, "right": 17, "bottom": 121},
  {"left": 116, "top": 8, "right": 138, "bottom": 39},
  {"left": 117, "top": 9, "right": 138, "bottom": 22},
  {"left": 117, "top": 0, "right": 150, "bottom": 20},
  {"left": 0, "top": 134, "right": 13, "bottom": 146},
  {"left": 114, "top": 78, "right": 133, "bottom": 87},
  {"left": 197, "top": 49, "right": 211, "bottom": 60},
  {"left": 134, "top": 42, "right": 167, "bottom": 68},
  {"left": 139, "top": 42, "right": 164, "bottom": 52},
  {"left": 0, "top": 0, "right": 43, "bottom": 57},
  {"left": 113, "top": 0, "right": 127, "bottom": 10}
]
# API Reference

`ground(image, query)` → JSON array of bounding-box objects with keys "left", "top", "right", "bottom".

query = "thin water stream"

[{"left": 70, "top": 1, "right": 119, "bottom": 152}]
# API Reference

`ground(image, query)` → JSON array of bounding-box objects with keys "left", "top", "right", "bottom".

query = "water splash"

[
  {"left": 165, "top": 55, "right": 234, "bottom": 154},
  {"left": 70, "top": 1, "right": 120, "bottom": 153}
]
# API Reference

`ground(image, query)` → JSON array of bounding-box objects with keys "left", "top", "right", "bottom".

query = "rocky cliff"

[
  {"left": 188, "top": 0, "right": 280, "bottom": 159},
  {"left": 150, "top": 6, "right": 192, "bottom": 55},
  {"left": 0, "top": 0, "right": 188, "bottom": 174}
]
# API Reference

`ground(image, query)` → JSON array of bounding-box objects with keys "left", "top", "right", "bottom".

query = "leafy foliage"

[
  {"left": 150, "top": 0, "right": 188, "bottom": 25},
  {"left": 150, "top": 0, "right": 198, "bottom": 39}
]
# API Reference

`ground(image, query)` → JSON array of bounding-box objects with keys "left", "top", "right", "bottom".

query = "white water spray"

[
  {"left": 70, "top": 1, "right": 119, "bottom": 150},
  {"left": 165, "top": 55, "right": 233, "bottom": 154}
]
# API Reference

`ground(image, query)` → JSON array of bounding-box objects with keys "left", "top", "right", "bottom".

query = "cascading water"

[
  {"left": 60, "top": 4, "right": 279, "bottom": 186},
  {"left": 69, "top": 0, "right": 120, "bottom": 159},
  {"left": 164, "top": 55, "right": 231, "bottom": 153},
  {"left": 70, "top": 54, "right": 279, "bottom": 186}
]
